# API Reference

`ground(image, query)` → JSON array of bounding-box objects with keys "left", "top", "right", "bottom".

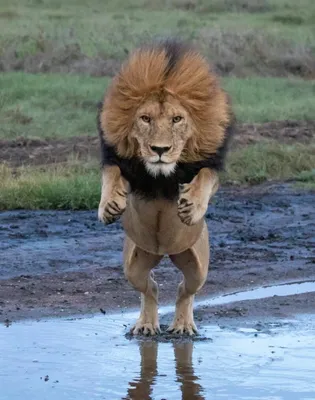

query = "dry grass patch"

[{"left": 198, "top": 29, "right": 315, "bottom": 78}]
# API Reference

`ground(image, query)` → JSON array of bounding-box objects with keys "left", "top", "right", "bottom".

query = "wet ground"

[
  {"left": 1, "top": 182, "right": 315, "bottom": 399},
  {"left": 1, "top": 281, "right": 315, "bottom": 400},
  {"left": 1, "top": 183, "right": 315, "bottom": 322}
]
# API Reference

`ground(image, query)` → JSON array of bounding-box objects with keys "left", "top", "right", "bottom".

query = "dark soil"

[
  {"left": 1, "top": 120, "right": 314, "bottom": 167},
  {"left": 1, "top": 183, "right": 314, "bottom": 323},
  {"left": 192, "top": 291, "right": 315, "bottom": 328},
  {"left": 125, "top": 324, "right": 212, "bottom": 343}
]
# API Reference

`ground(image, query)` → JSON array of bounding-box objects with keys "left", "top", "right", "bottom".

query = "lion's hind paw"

[
  {"left": 131, "top": 322, "right": 161, "bottom": 336},
  {"left": 167, "top": 321, "right": 198, "bottom": 336}
]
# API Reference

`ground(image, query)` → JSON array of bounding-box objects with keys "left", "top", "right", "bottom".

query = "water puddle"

[
  {"left": 1, "top": 281, "right": 315, "bottom": 400},
  {"left": 197, "top": 280, "right": 315, "bottom": 307},
  {"left": 125, "top": 280, "right": 315, "bottom": 320}
]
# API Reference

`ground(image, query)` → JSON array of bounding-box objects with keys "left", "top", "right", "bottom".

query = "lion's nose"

[{"left": 150, "top": 146, "right": 171, "bottom": 156}]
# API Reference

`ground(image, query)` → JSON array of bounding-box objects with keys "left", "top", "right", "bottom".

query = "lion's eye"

[
  {"left": 172, "top": 116, "right": 182, "bottom": 123},
  {"left": 140, "top": 115, "right": 151, "bottom": 123}
]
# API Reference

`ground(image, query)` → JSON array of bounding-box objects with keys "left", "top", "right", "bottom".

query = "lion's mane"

[{"left": 98, "top": 38, "right": 235, "bottom": 200}]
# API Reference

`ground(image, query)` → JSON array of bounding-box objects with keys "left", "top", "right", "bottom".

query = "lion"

[{"left": 97, "top": 38, "right": 234, "bottom": 336}]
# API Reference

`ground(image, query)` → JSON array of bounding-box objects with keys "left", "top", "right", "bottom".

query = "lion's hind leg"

[
  {"left": 124, "top": 236, "right": 162, "bottom": 336},
  {"left": 168, "top": 222, "right": 209, "bottom": 335}
]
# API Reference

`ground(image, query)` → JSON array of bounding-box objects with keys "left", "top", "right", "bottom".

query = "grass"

[
  {"left": 1, "top": 143, "right": 314, "bottom": 210},
  {"left": 1, "top": 72, "right": 314, "bottom": 139},
  {"left": 295, "top": 170, "right": 315, "bottom": 190},
  {"left": 223, "top": 77, "right": 315, "bottom": 123},
  {"left": 198, "top": 29, "right": 315, "bottom": 78},
  {"left": 0, "top": 162, "right": 101, "bottom": 210},
  {"left": 225, "top": 142, "right": 315, "bottom": 185},
  {"left": 0, "top": 0, "right": 315, "bottom": 77},
  {"left": 0, "top": 73, "right": 110, "bottom": 139}
]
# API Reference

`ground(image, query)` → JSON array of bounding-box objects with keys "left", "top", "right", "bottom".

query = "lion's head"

[
  {"left": 129, "top": 94, "right": 195, "bottom": 176},
  {"left": 100, "top": 39, "right": 232, "bottom": 177}
]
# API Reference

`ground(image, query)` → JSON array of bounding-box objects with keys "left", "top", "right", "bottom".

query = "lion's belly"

[{"left": 121, "top": 195, "right": 204, "bottom": 255}]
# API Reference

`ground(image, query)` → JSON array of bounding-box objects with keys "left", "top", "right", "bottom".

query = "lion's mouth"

[
  {"left": 145, "top": 160, "right": 177, "bottom": 177},
  {"left": 152, "top": 159, "right": 175, "bottom": 165}
]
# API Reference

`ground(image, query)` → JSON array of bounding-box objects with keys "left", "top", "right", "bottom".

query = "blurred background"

[{"left": 0, "top": 0, "right": 314, "bottom": 210}]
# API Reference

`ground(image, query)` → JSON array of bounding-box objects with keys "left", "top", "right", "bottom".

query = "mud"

[
  {"left": 1, "top": 120, "right": 314, "bottom": 167},
  {"left": 1, "top": 183, "right": 315, "bottom": 324}
]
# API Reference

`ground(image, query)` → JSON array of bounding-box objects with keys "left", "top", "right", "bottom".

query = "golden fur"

[
  {"left": 98, "top": 40, "right": 233, "bottom": 335},
  {"left": 100, "top": 44, "right": 232, "bottom": 163}
]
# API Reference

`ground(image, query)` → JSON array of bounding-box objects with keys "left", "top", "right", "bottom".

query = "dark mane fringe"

[
  {"left": 97, "top": 104, "right": 235, "bottom": 200},
  {"left": 160, "top": 37, "right": 191, "bottom": 76},
  {"left": 97, "top": 38, "right": 235, "bottom": 199}
]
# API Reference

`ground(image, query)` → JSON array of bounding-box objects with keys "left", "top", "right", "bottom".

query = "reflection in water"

[
  {"left": 123, "top": 341, "right": 158, "bottom": 400},
  {"left": 174, "top": 343, "right": 204, "bottom": 400},
  {"left": 123, "top": 341, "right": 204, "bottom": 400}
]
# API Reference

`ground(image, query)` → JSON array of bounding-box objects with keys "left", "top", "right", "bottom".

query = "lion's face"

[{"left": 131, "top": 95, "right": 193, "bottom": 176}]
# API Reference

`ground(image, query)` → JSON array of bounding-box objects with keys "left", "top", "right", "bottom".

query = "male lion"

[{"left": 98, "top": 39, "right": 234, "bottom": 336}]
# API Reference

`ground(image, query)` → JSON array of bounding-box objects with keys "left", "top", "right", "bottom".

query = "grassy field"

[
  {"left": 0, "top": 0, "right": 315, "bottom": 209},
  {"left": 1, "top": 0, "right": 315, "bottom": 77},
  {"left": 0, "top": 162, "right": 100, "bottom": 210},
  {"left": 1, "top": 143, "right": 315, "bottom": 210},
  {"left": 1, "top": 73, "right": 314, "bottom": 139}
]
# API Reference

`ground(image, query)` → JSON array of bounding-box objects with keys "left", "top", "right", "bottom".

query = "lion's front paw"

[
  {"left": 98, "top": 193, "right": 127, "bottom": 225},
  {"left": 177, "top": 183, "right": 207, "bottom": 226}
]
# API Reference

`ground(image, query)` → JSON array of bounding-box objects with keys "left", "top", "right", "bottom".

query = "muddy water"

[{"left": 1, "top": 282, "right": 315, "bottom": 400}]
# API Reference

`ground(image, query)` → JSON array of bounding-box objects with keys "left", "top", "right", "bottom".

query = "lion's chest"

[{"left": 121, "top": 195, "right": 203, "bottom": 255}]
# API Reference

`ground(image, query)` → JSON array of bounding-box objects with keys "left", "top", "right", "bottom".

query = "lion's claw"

[
  {"left": 131, "top": 322, "right": 161, "bottom": 336},
  {"left": 167, "top": 321, "right": 198, "bottom": 336},
  {"left": 177, "top": 182, "right": 207, "bottom": 226},
  {"left": 98, "top": 196, "right": 126, "bottom": 225}
]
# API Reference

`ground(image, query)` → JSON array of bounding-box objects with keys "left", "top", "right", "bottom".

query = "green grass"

[
  {"left": 0, "top": 73, "right": 110, "bottom": 139},
  {"left": 224, "top": 78, "right": 315, "bottom": 123},
  {"left": 1, "top": 143, "right": 314, "bottom": 210},
  {"left": 0, "top": 0, "right": 314, "bottom": 78},
  {"left": 1, "top": 72, "right": 314, "bottom": 139},
  {"left": 0, "top": 162, "right": 101, "bottom": 210},
  {"left": 295, "top": 168, "right": 315, "bottom": 190},
  {"left": 225, "top": 142, "right": 315, "bottom": 185},
  {"left": 0, "top": 0, "right": 314, "bottom": 57}
]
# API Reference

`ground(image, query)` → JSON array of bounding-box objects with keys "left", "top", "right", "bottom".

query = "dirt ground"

[
  {"left": 1, "top": 182, "right": 314, "bottom": 325},
  {"left": 1, "top": 120, "right": 314, "bottom": 167}
]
